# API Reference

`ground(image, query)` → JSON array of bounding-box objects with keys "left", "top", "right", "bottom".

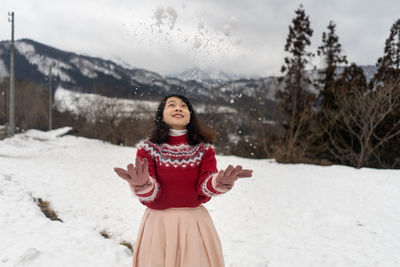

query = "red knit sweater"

[{"left": 134, "top": 133, "right": 223, "bottom": 209}]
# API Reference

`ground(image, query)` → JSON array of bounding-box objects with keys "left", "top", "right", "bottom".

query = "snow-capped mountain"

[
  {"left": 0, "top": 38, "right": 278, "bottom": 119},
  {"left": 168, "top": 67, "right": 261, "bottom": 82},
  {"left": 359, "top": 65, "right": 378, "bottom": 81},
  {"left": 0, "top": 39, "right": 263, "bottom": 103},
  {"left": 0, "top": 38, "right": 377, "bottom": 122},
  {"left": 308, "top": 65, "right": 377, "bottom": 83},
  {"left": 0, "top": 39, "right": 170, "bottom": 99},
  {"left": 111, "top": 55, "right": 135, "bottom": 70}
]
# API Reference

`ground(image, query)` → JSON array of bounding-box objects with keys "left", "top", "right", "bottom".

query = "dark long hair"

[{"left": 149, "top": 94, "right": 216, "bottom": 145}]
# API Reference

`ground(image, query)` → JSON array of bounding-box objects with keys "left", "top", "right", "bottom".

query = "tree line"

[{"left": 274, "top": 4, "right": 400, "bottom": 168}]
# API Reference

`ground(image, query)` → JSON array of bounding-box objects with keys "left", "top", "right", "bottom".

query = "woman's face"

[{"left": 162, "top": 96, "right": 191, "bottom": 130}]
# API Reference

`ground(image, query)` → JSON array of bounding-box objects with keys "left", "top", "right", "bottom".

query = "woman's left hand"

[{"left": 213, "top": 165, "right": 253, "bottom": 192}]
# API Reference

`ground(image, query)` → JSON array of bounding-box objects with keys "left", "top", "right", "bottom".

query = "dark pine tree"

[
  {"left": 317, "top": 21, "right": 348, "bottom": 109},
  {"left": 337, "top": 63, "right": 367, "bottom": 93},
  {"left": 314, "top": 62, "right": 368, "bottom": 166},
  {"left": 370, "top": 18, "right": 400, "bottom": 168},
  {"left": 371, "top": 18, "right": 400, "bottom": 88},
  {"left": 276, "top": 4, "right": 315, "bottom": 162}
]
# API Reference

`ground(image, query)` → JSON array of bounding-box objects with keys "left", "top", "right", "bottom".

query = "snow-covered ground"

[{"left": 1, "top": 128, "right": 399, "bottom": 267}]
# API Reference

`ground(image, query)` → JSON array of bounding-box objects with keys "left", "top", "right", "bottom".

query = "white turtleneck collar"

[{"left": 169, "top": 129, "right": 188, "bottom": 136}]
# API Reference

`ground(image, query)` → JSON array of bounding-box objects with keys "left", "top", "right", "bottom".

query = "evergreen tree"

[
  {"left": 337, "top": 63, "right": 367, "bottom": 93},
  {"left": 276, "top": 4, "right": 315, "bottom": 162},
  {"left": 371, "top": 18, "right": 400, "bottom": 88},
  {"left": 368, "top": 19, "right": 400, "bottom": 168},
  {"left": 314, "top": 62, "right": 368, "bottom": 166},
  {"left": 317, "top": 21, "right": 348, "bottom": 108}
]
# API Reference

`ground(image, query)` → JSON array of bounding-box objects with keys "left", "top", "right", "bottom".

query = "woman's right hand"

[{"left": 114, "top": 158, "right": 153, "bottom": 192}]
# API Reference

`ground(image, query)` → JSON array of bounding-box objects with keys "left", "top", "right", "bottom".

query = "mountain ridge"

[{"left": 0, "top": 38, "right": 377, "bottom": 120}]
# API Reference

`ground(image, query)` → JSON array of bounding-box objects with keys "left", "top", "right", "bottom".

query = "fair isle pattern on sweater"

[
  {"left": 138, "top": 140, "right": 214, "bottom": 168},
  {"left": 134, "top": 134, "right": 224, "bottom": 209}
]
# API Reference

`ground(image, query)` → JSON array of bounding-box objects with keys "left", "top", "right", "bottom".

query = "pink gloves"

[
  {"left": 114, "top": 159, "right": 253, "bottom": 195},
  {"left": 213, "top": 165, "right": 253, "bottom": 192},
  {"left": 114, "top": 158, "right": 153, "bottom": 194}
]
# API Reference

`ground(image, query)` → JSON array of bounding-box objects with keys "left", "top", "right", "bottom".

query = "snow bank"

[{"left": 1, "top": 129, "right": 399, "bottom": 267}]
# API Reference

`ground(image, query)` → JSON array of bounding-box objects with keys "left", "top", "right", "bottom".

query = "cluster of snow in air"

[
  {"left": 14, "top": 42, "right": 73, "bottom": 82},
  {"left": 125, "top": 5, "right": 243, "bottom": 75},
  {"left": 191, "top": 15, "right": 241, "bottom": 51},
  {"left": 153, "top": 6, "right": 178, "bottom": 30},
  {"left": 222, "top": 16, "right": 238, "bottom": 37},
  {"left": 70, "top": 57, "right": 122, "bottom": 80}
]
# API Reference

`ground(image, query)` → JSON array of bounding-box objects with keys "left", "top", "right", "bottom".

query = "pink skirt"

[{"left": 132, "top": 205, "right": 225, "bottom": 267}]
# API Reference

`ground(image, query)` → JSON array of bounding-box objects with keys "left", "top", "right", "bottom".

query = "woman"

[{"left": 114, "top": 94, "right": 253, "bottom": 267}]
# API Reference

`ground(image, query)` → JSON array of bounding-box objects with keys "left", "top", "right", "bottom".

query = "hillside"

[{"left": 0, "top": 39, "right": 278, "bottom": 110}]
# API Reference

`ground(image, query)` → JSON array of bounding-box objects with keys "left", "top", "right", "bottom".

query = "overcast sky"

[{"left": 0, "top": 0, "right": 399, "bottom": 77}]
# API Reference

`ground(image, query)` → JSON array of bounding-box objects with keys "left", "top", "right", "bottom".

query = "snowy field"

[{"left": 1, "top": 128, "right": 400, "bottom": 267}]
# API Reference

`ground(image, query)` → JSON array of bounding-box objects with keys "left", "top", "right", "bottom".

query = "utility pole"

[
  {"left": 2, "top": 90, "right": 6, "bottom": 124},
  {"left": 48, "top": 64, "right": 53, "bottom": 130},
  {"left": 8, "top": 12, "right": 15, "bottom": 136}
]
